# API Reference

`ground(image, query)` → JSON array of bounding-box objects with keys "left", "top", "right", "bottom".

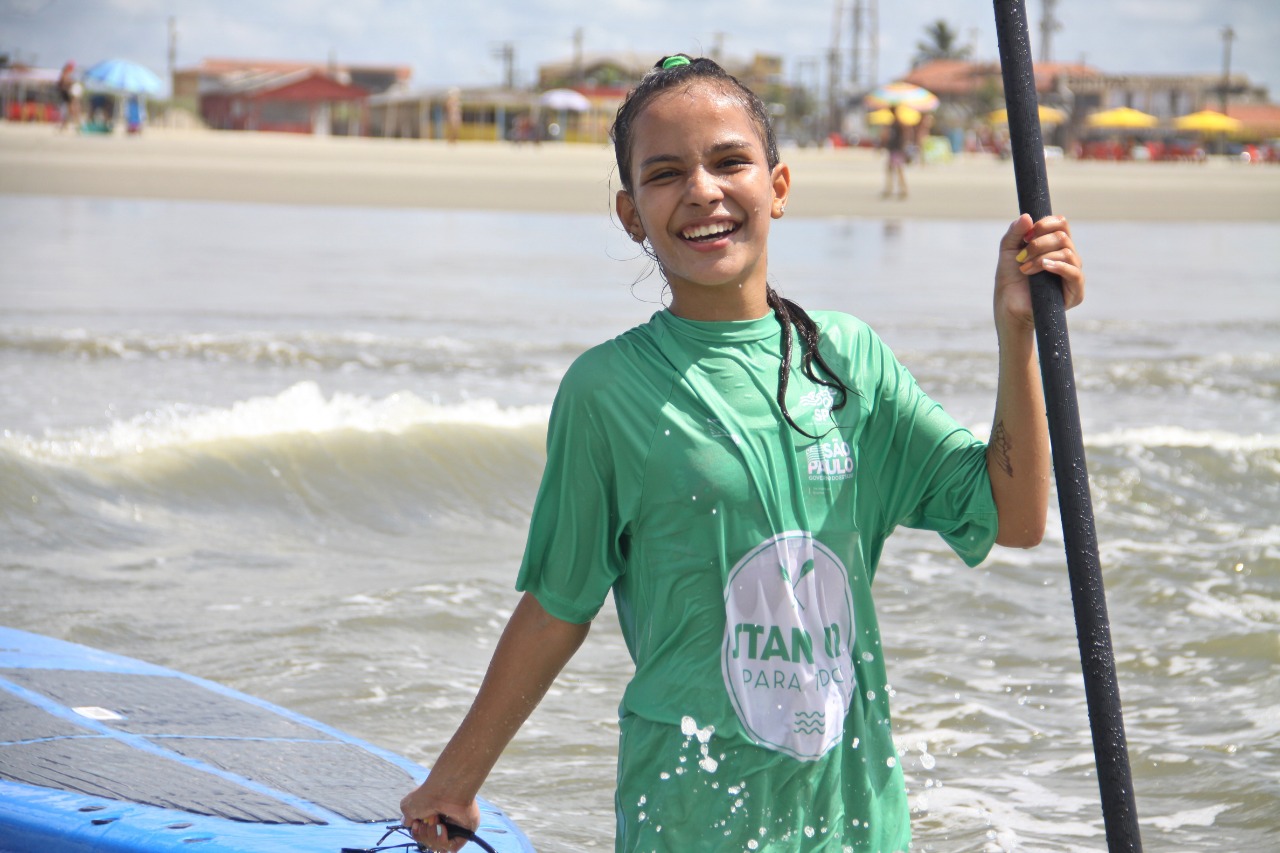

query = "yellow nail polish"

[{"left": 1015, "top": 249, "right": 1028, "bottom": 263}]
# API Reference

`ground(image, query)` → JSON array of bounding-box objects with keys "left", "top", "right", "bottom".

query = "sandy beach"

[{"left": 2, "top": 122, "right": 1278, "bottom": 221}]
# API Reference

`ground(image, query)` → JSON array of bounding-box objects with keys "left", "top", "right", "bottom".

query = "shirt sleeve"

[
  {"left": 859, "top": 329, "right": 998, "bottom": 567},
  {"left": 515, "top": 353, "right": 627, "bottom": 623}
]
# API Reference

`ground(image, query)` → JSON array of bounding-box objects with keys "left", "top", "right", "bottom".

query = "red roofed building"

[
  {"left": 902, "top": 59, "right": 1102, "bottom": 114},
  {"left": 1226, "top": 104, "right": 1280, "bottom": 141},
  {"left": 199, "top": 68, "right": 370, "bottom": 134},
  {"left": 899, "top": 59, "right": 1280, "bottom": 152},
  {"left": 175, "top": 58, "right": 411, "bottom": 135}
]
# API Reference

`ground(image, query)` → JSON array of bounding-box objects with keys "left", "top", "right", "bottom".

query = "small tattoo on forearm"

[{"left": 990, "top": 420, "right": 1014, "bottom": 477}]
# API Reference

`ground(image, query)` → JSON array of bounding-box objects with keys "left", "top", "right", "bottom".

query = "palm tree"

[{"left": 913, "top": 20, "right": 973, "bottom": 67}]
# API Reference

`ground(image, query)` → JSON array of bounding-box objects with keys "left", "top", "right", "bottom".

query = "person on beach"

[
  {"left": 445, "top": 88, "right": 462, "bottom": 144},
  {"left": 400, "top": 54, "right": 1084, "bottom": 852},
  {"left": 881, "top": 106, "right": 910, "bottom": 199},
  {"left": 56, "top": 61, "right": 82, "bottom": 132}
]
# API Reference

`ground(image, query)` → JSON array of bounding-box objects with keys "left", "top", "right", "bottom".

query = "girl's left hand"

[{"left": 995, "top": 214, "right": 1085, "bottom": 333}]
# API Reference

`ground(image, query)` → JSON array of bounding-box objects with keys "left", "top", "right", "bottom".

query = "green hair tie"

[{"left": 661, "top": 56, "right": 691, "bottom": 70}]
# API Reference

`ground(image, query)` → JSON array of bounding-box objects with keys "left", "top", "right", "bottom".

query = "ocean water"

[{"left": 1, "top": 195, "right": 1277, "bottom": 852}]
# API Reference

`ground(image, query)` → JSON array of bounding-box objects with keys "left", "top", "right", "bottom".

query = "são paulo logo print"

[{"left": 721, "top": 531, "right": 855, "bottom": 761}]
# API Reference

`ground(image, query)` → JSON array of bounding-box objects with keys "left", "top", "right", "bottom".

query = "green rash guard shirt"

[{"left": 516, "top": 309, "right": 998, "bottom": 853}]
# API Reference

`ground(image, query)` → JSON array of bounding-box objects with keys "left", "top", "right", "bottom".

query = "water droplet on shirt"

[
  {"left": 866, "top": 690, "right": 876, "bottom": 701},
  {"left": 660, "top": 771, "right": 670, "bottom": 780},
  {"left": 804, "top": 826, "right": 816, "bottom": 838},
  {"left": 886, "top": 756, "right": 897, "bottom": 768},
  {"left": 699, "top": 756, "right": 719, "bottom": 773},
  {"left": 862, "top": 652, "right": 874, "bottom": 662}
]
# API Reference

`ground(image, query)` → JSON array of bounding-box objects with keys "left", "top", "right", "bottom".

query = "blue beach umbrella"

[{"left": 81, "top": 58, "right": 164, "bottom": 95}]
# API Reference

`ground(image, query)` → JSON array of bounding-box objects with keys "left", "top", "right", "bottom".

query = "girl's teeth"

[{"left": 685, "top": 223, "right": 734, "bottom": 239}]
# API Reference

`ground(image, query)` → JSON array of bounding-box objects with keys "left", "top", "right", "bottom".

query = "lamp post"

[
  {"left": 1218, "top": 25, "right": 1235, "bottom": 156},
  {"left": 1219, "top": 25, "right": 1234, "bottom": 114}
]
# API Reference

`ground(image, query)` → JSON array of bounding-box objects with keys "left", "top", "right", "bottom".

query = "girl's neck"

[{"left": 668, "top": 281, "right": 771, "bottom": 322}]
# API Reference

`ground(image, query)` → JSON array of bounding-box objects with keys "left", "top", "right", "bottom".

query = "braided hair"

[{"left": 610, "top": 55, "right": 851, "bottom": 438}]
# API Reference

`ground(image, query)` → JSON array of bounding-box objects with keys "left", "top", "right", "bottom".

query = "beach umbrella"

[
  {"left": 81, "top": 58, "right": 163, "bottom": 96},
  {"left": 867, "top": 106, "right": 921, "bottom": 126},
  {"left": 988, "top": 105, "right": 1066, "bottom": 126},
  {"left": 1173, "top": 109, "right": 1242, "bottom": 133},
  {"left": 863, "top": 82, "right": 939, "bottom": 112},
  {"left": 538, "top": 88, "right": 591, "bottom": 112},
  {"left": 1084, "top": 106, "right": 1158, "bottom": 129},
  {"left": 993, "top": 1, "right": 1143, "bottom": 851}
]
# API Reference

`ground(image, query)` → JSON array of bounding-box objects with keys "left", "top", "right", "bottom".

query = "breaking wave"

[{"left": 1, "top": 382, "right": 552, "bottom": 539}]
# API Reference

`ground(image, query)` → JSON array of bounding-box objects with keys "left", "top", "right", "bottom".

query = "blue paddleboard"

[{"left": 0, "top": 626, "right": 533, "bottom": 852}]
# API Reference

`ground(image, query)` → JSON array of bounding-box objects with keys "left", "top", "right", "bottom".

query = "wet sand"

[{"left": 2, "top": 122, "right": 1277, "bottom": 221}]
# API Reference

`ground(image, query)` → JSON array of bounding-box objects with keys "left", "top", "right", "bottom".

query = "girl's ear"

[
  {"left": 616, "top": 190, "right": 646, "bottom": 242},
  {"left": 770, "top": 162, "right": 792, "bottom": 220}
]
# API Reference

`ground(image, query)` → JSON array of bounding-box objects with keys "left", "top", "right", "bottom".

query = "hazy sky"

[{"left": 3, "top": 0, "right": 1277, "bottom": 99}]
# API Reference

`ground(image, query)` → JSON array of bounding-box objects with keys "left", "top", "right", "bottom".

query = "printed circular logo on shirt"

[{"left": 721, "top": 531, "right": 855, "bottom": 761}]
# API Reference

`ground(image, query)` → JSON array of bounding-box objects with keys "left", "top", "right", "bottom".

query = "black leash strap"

[
  {"left": 440, "top": 819, "right": 499, "bottom": 853},
  {"left": 342, "top": 820, "right": 499, "bottom": 853}
]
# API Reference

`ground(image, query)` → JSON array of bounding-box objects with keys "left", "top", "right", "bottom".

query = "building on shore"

[
  {"left": 166, "top": 52, "right": 1278, "bottom": 149},
  {"left": 901, "top": 58, "right": 1277, "bottom": 147},
  {"left": 368, "top": 86, "right": 541, "bottom": 142},
  {"left": 174, "top": 59, "right": 410, "bottom": 135},
  {"left": 0, "top": 62, "right": 61, "bottom": 123},
  {"left": 369, "top": 50, "right": 789, "bottom": 145}
]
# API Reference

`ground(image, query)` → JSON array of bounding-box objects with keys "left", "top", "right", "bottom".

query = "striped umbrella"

[
  {"left": 867, "top": 106, "right": 922, "bottom": 126},
  {"left": 863, "top": 82, "right": 939, "bottom": 112}
]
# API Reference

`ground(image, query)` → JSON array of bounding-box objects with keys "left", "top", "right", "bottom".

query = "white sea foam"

[
  {"left": 0, "top": 327, "right": 485, "bottom": 367},
  {"left": 4, "top": 381, "right": 550, "bottom": 463},
  {"left": 967, "top": 423, "right": 1280, "bottom": 453},
  {"left": 1147, "top": 804, "right": 1230, "bottom": 831},
  {"left": 1086, "top": 425, "right": 1280, "bottom": 452}
]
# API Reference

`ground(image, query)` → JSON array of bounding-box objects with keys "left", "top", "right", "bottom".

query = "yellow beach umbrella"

[
  {"left": 1085, "top": 107, "right": 1158, "bottom": 129},
  {"left": 987, "top": 105, "right": 1067, "bottom": 126},
  {"left": 867, "top": 106, "right": 921, "bottom": 126},
  {"left": 1173, "top": 109, "right": 1243, "bottom": 133}
]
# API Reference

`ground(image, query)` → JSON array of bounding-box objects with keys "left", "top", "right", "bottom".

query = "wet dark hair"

[{"left": 610, "top": 54, "right": 850, "bottom": 439}]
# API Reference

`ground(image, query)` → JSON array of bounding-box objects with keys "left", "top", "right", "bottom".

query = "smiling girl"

[{"left": 401, "top": 54, "right": 1084, "bottom": 852}]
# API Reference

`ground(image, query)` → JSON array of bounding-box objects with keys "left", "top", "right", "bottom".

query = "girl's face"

[{"left": 616, "top": 82, "right": 790, "bottom": 321}]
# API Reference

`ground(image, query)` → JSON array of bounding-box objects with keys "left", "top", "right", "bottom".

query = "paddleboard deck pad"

[{"left": 0, "top": 627, "right": 533, "bottom": 852}]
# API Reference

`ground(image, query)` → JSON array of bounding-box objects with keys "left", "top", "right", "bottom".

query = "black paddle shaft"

[{"left": 991, "top": 2, "right": 1143, "bottom": 851}]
